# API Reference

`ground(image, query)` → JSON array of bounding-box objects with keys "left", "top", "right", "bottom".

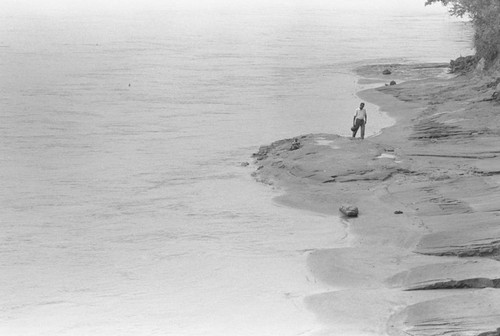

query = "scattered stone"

[
  {"left": 394, "top": 210, "right": 403, "bottom": 214},
  {"left": 390, "top": 80, "right": 397, "bottom": 86},
  {"left": 252, "top": 145, "right": 271, "bottom": 160},
  {"left": 340, "top": 204, "right": 359, "bottom": 217},
  {"left": 382, "top": 69, "right": 392, "bottom": 75},
  {"left": 449, "top": 55, "right": 478, "bottom": 74},
  {"left": 290, "top": 138, "right": 301, "bottom": 151},
  {"left": 240, "top": 162, "right": 249, "bottom": 167}
]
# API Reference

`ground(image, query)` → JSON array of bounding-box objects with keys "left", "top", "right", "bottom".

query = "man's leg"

[
  {"left": 360, "top": 121, "right": 365, "bottom": 139},
  {"left": 352, "top": 119, "right": 360, "bottom": 138}
]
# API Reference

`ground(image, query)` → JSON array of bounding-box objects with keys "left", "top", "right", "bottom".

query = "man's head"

[{"left": 360, "top": 102, "right": 365, "bottom": 109}]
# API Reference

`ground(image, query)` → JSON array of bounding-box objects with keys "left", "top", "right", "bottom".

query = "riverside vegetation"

[{"left": 426, "top": 0, "right": 500, "bottom": 70}]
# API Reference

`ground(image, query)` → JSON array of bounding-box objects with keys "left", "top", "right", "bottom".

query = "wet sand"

[{"left": 252, "top": 64, "right": 500, "bottom": 336}]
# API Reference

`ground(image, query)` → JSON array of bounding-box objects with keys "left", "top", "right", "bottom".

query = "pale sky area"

[{"left": 3, "top": 0, "right": 448, "bottom": 16}]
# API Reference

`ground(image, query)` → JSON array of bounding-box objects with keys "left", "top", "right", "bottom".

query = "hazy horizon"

[{"left": 4, "top": 0, "right": 450, "bottom": 16}]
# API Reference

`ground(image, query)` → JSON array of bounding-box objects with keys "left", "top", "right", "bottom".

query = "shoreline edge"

[{"left": 252, "top": 63, "right": 500, "bottom": 335}]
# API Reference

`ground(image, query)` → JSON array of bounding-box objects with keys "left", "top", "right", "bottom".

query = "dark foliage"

[{"left": 426, "top": 0, "right": 500, "bottom": 65}]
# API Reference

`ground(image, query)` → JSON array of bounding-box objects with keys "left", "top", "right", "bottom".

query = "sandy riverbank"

[{"left": 252, "top": 64, "right": 500, "bottom": 336}]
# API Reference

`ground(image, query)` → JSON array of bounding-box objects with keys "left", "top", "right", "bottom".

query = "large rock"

[
  {"left": 340, "top": 204, "right": 359, "bottom": 217},
  {"left": 449, "top": 55, "right": 478, "bottom": 74}
]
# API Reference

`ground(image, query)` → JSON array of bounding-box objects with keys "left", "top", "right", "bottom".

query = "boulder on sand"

[{"left": 339, "top": 204, "right": 359, "bottom": 217}]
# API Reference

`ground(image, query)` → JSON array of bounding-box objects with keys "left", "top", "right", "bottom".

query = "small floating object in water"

[{"left": 394, "top": 210, "right": 403, "bottom": 214}]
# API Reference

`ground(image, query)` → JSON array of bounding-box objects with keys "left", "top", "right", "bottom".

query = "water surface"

[{"left": 0, "top": 2, "right": 472, "bottom": 335}]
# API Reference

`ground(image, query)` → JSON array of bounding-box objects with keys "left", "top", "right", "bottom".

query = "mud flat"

[{"left": 252, "top": 64, "right": 500, "bottom": 336}]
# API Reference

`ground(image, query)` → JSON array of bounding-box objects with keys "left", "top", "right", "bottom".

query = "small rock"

[
  {"left": 394, "top": 210, "right": 403, "bottom": 214},
  {"left": 340, "top": 204, "right": 359, "bottom": 217},
  {"left": 382, "top": 69, "right": 392, "bottom": 75},
  {"left": 252, "top": 145, "right": 270, "bottom": 160},
  {"left": 240, "top": 162, "right": 249, "bottom": 167},
  {"left": 289, "top": 138, "right": 301, "bottom": 151},
  {"left": 390, "top": 80, "right": 397, "bottom": 86}
]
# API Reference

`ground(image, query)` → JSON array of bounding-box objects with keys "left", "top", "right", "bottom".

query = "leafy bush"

[{"left": 426, "top": 0, "right": 500, "bottom": 65}]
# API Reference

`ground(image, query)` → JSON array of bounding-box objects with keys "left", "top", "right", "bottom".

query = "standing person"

[{"left": 352, "top": 102, "right": 368, "bottom": 139}]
